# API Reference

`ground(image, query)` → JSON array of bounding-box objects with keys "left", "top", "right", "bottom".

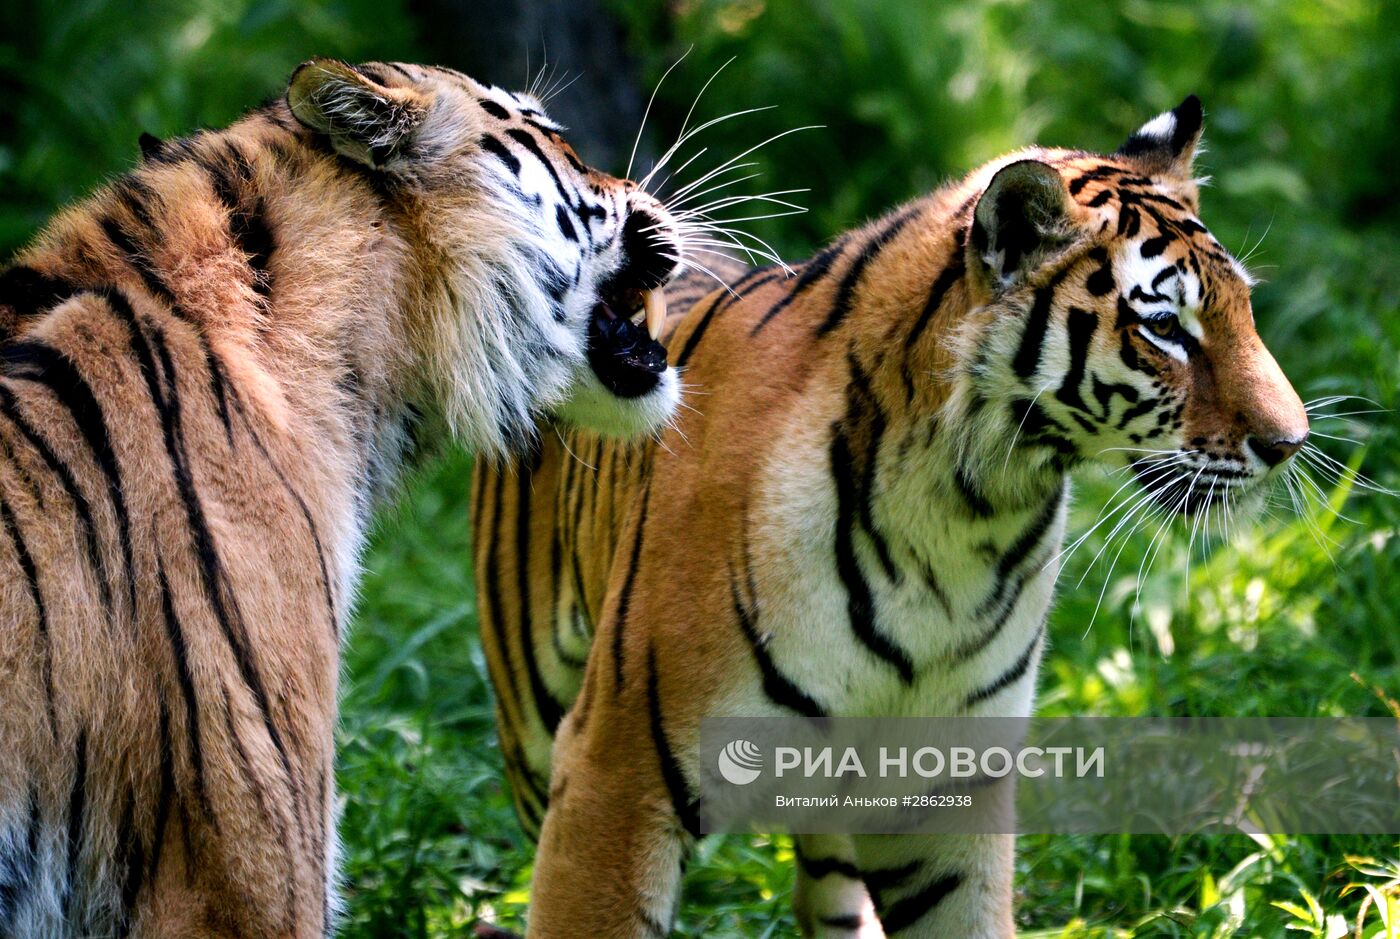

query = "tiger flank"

[
  {"left": 0, "top": 59, "right": 686, "bottom": 937},
  {"left": 473, "top": 97, "right": 1309, "bottom": 936}
]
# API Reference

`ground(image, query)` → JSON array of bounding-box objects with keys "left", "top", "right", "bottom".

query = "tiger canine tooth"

[{"left": 643, "top": 288, "right": 666, "bottom": 340}]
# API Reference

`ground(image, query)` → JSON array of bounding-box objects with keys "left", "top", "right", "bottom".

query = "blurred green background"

[{"left": 2, "top": 0, "right": 1397, "bottom": 935}]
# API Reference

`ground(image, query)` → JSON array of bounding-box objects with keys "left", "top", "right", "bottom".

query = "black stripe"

[
  {"left": 217, "top": 683, "right": 299, "bottom": 925},
  {"left": 953, "top": 462, "right": 994, "bottom": 518},
  {"left": 64, "top": 728, "right": 88, "bottom": 915},
  {"left": 565, "top": 443, "right": 591, "bottom": 630},
  {"left": 138, "top": 133, "right": 199, "bottom": 167},
  {"left": 155, "top": 558, "right": 213, "bottom": 817},
  {"left": 482, "top": 468, "right": 527, "bottom": 728},
  {"left": 750, "top": 238, "right": 848, "bottom": 335},
  {"left": 645, "top": 643, "right": 700, "bottom": 837},
  {"left": 196, "top": 333, "right": 233, "bottom": 450},
  {"left": 820, "top": 913, "right": 865, "bottom": 931},
  {"left": 879, "top": 872, "right": 962, "bottom": 934},
  {"left": 546, "top": 460, "right": 586, "bottom": 670},
  {"left": 100, "top": 213, "right": 173, "bottom": 306},
  {"left": 515, "top": 457, "right": 566, "bottom": 733},
  {"left": 148, "top": 701, "right": 175, "bottom": 890},
  {"left": 729, "top": 566, "right": 826, "bottom": 717},
  {"left": 903, "top": 234, "right": 967, "bottom": 352},
  {"left": 797, "top": 852, "right": 863, "bottom": 881},
  {"left": 964, "top": 623, "right": 1044, "bottom": 708},
  {"left": 480, "top": 135, "right": 521, "bottom": 175},
  {"left": 831, "top": 423, "right": 914, "bottom": 683},
  {"left": 847, "top": 356, "right": 897, "bottom": 581},
  {"left": 675, "top": 272, "right": 774, "bottom": 368},
  {"left": 0, "top": 496, "right": 57, "bottom": 737},
  {"left": 1054, "top": 307, "right": 1098, "bottom": 416},
  {"left": 1, "top": 337, "right": 138, "bottom": 613},
  {"left": 1114, "top": 394, "right": 1159, "bottom": 430},
  {"left": 817, "top": 207, "right": 920, "bottom": 336},
  {"left": 478, "top": 98, "right": 511, "bottom": 120},
  {"left": 1085, "top": 246, "right": 1114, "bottom": 296},
  {"left": 1068, "top": 164, "right": 1123, "bottom": 197},
  {"left": 115, "top": 789, "right": 145, "bottom": 938},
  {"left": 957, "top": 571, "right": 1027, "bottom": 663},
  {"left": 507, "top": 128, "right": 574, "bottom": 206},
  {"left": 113, "top": 177, "right": 159, "bottom": 232},
  {"left": 994, "top": 493, "right": 1061, "bottom": 583},
  {"left": 504, "top": 735, "right": 549, "bottom": 836},
  {"left": 555, "top": 204, "right": 578, "bottom": 242},
  {"left": 611, "top": 483, "right": 652, "bottom": 692},
  {"left": 203, "top": 144, "right": 275, "bottom": 298},
  {"left": 1140, "top": 233, "right": 1172, "bottom": 258},
  {"left": 1011, "top": 274, "right": 1063, "bottom": 379},
  {"left": 0, "top": 266, "right": 76, "bottom": 317},
  {"left": 961, "top": 491, "right": 1061, "bottom": 657},
  {"left": 862, "top": 860, "right": 921, "bottom": 896},
  {"left": 134, "top": 314, "right": 298, "bottom": 802},
  {"left": 218, "top": 684, "right": 276, "bottom": 831}
]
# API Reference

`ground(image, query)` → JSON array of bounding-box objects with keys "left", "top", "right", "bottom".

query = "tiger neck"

[
  {"left": 211, "top": 119, "right": 428, "bottom": 507},
  {"left": 832, "top": 198, "right": 1068, "bottom": 531},
  {"left": 122, "top": 114, "right": 440, "bottom": 527}
]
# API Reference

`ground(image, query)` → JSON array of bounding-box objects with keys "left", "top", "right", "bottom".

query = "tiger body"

[
  {"left": 473, "top": 98, "right": 1309, "bottom": 936},
  {"left": 0, "top": 59, "right": 685, "bottom": 937}
]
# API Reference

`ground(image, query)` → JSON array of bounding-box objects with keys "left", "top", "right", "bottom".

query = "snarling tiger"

[
  {"left": 473, "top": 96, "right": 1309, "bottom": 937},
  {"left": 0, "top": 59, "right": 686, "bottom": 937}
]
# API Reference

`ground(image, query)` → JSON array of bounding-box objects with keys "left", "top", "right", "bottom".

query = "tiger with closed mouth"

[
  {"left": 473, "top": 96, "right": 1309, "bottom": 936},
  {"left": 0, "top": 58, "right": 686, "bottom": 937}
]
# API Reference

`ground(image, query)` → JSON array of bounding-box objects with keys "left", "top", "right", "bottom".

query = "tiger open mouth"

[{"left": 585, "top": 281, "right": 669, "bottom": 399}]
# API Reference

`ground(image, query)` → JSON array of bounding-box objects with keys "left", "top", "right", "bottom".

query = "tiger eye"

[{"left": 1145, "top": 316, "right": 1179, "bottom": 339}]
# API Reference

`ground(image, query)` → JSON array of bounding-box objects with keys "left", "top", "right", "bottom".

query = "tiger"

[
  {"left": 0, "top": 57, "right": 688, "bottom": 938},
  {"left": 472, "top": 95, "right": 1310, "bottom": 937}
]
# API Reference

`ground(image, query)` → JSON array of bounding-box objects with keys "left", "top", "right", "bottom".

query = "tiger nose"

[{"left": 1246, "top": 433, "right": 1307, "bottom": 467}]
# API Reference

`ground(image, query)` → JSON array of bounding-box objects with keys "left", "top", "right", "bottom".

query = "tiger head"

[
  {"left": 965, "top": 96, "right": 1308, "bottom": 515},
  {"left": 286, "top": 59, "right": 682, "bottom": 454}
]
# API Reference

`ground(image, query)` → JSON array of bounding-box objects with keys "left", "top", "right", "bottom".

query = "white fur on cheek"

[{"left": 551, "top": 365, "right": 680, "bottom": 438}]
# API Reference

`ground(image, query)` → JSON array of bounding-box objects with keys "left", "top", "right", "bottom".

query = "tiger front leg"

[
  {"left": 849, "top": 833, "right": 1014, "bottom": 937},
  {"left": 526, "top": 704, "right": 690, "bottom": 939},
  {"left": 793, "top": 835, "right": 885, "bottom": 937}
]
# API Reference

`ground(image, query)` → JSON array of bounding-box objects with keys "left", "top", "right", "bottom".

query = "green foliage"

[
  {"left": 2, "top": 1, "right": 1397, "bottom": 935},
  {"left": 0, "top": 0, "right": 419, "bottom": 255}
]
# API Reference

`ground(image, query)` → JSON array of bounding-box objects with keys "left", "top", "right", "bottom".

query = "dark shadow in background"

[{"left": 411, "top": 0, "right": 649, "bottom": 174}]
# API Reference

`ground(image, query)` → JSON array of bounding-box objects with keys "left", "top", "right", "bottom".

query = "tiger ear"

[
  {"left": 287, "top": 59, "right": 428, "bottom": 168},
  {"left": 1115, "top": 95, "right": 1203, "bottom": 179},
  {"left": 970, "top": 159, "right": 1074, "bottom": 288}
]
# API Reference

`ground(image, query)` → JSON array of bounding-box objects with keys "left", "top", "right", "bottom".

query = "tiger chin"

[
  {"left": 473, "top": 97, "right": 1309, "bottom": 937},
  {"left": 0, "top": 59, "right": 684, "bottom": 937}
]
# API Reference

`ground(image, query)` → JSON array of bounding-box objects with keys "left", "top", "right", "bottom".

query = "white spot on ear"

[{"left": 1136, "top": 110, "right": 1177, "bottom": 143}]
